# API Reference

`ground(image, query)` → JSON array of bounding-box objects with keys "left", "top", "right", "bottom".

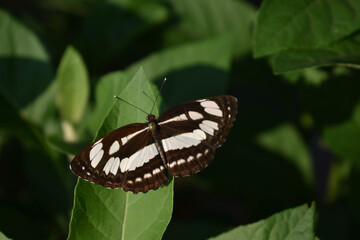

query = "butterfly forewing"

[
  {"left": 70, "top": 123, "right": 168, "bottom": 193},
  {"left": 158, "top": 95, "right": 238, "bottom": 177}
]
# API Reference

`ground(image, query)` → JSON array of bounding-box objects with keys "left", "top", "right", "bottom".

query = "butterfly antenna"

[
  {"left": 142, "top": 91, "right": 154, "bottom": 104},
  {"left": 150, "top": 78, "right": 167, "bottom": 114},
  {"left": 113, "top": 96, "right": 149, "bottom": 115}
]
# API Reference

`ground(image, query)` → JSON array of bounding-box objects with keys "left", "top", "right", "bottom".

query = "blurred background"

[{"left": 0, "top": 0, "right": 360, "bottom": 239}]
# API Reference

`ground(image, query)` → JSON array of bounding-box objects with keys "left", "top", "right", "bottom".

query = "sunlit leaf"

[
  {"left": 87, "top": 71, "right": 132, "bottom": 135},
  {"left": 0, "top": 231, "right": 11, "bottom": 240},
  {"left": 254, "top": 0, "right": 360, "bottom": 58},
  {"left": 68, "top": 68, "right": 173, "bottom": 240},
  {"left": 274, "top": 34, "right": 360, "bottom": 73},
  {"left": 210, "top": 204, "right": 316, "bottom": 240},
  {"left": 56, "top": 46, "right": 89, "bottom": 126},
  {"left": 0, "top": 8, "right": 53, "bottom": 108}
]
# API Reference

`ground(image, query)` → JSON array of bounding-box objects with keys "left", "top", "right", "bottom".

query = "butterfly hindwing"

[{"left": 158, "top": 95, "right": 238, "bottom": 177}]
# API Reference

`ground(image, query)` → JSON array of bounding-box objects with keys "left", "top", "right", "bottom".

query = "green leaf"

[
  {"left": 323, "top": 100, "right": 360, "bottom": 165},
  {"left": 47, "top": 135, "right": 88, "bottom": 156},
  {"left": 274, "top": 34, "right": 360, "bottom": 73},
  {"left": 56, "top": 46, "right": 89, "bottom": 125},
  {"left": 324, "top": 120, "right": 360, "bottom": 166},
  {"left": 79, "top": 0, "right": 168, "bottom": 70},
  {"left": 209, "top": 203, "right": 316, "bottom": 240},
  {"left": 68, "top": 68, "right": 174, "bottom": 240},
  {"left": 0, "top": 90, "right": 54, "bottom": 157},
  {"left": 87, "top": 71, "right": 133, "bottom": 135},
  {"left": 165, "top": 0, "right": 255, "bottom": 57},
  {"left": 22, "top": 80, "right": 57, "bottom": 128},
  {"left": 0, "top": 8, "right": 53, "bottom": 108},
  {"left": 126, "top": 35, "right": 232, "bottom": 107},
  {"left": 257, "top": 124, "right": 314, "bottom": 187},
  {"left": 254, "top": 0, "right": 360, "bottom": 58},
  {"left": 0, "top": 231, "right": 11, "bottom": 240}
]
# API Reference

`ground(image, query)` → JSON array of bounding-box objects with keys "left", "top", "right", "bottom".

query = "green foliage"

[
  {"left": 210, "top": 204, "right": 315, "bottom": 240},
  {"left": 56, "top": 46, "right": 89, "bottom": 126},
  {"left": 68, "top": 68, "right": 174, "bottom": 240},
  {"left": 254, "top": 0, "right": 360, "bottom": 73},
  {"left": 0, "top": 231, "right": 11, "bottom": 240},
  {"left": 164, "top": 0, "right": 255, "bottom": 57},
  {"left": 257, "top": 124, "right": 314, "bottom": 187},
  {"left": 1, "top": 0, "right": 360, "bottom": 239},
  {"left": 126, "top": 35, "right": 232, "bottom": 106}
]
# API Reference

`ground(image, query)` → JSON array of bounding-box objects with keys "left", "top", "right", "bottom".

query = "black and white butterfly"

[{"left": 70, "top": 95, "right": 238, "bottom": 193}]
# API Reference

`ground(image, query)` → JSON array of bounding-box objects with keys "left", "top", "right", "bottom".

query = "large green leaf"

[
  {"left": 56, "top": 46, "right": 89, "bottom": 126},
  {"left": 257, "top": 124, "right": 314, "bottom": 187},
  {"left": 68, "top": 68, "right": 174, "bottom": 240},
  {"left": 0, "top": 8, "right": 53, "bottom": 108},
  {"left": 0, "top": 231, "right": 11, "bottom": 240},
  {"left": 165, "top": 0, "right": 255, "bottom": 57},
  {"left": 274, "top": 33, "right": 360, "bottom": 73},
  {"left": 254, "top": 0, "right": 360, "bottom": 58},
  {"left": 209, "top": 204, "right": 316, "bottom": 240},
  {"left": 126, "top": 35, "right": 232, "bottom": 107},
  {"left": 87, "top": 71, "right": 133, "bottom": 135},
  {"left": 0, "top": 10, "right": 58, "bottom": 133}
]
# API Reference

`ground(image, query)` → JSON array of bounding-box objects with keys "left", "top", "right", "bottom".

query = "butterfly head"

[
  {"left": 146, "top": 114, "right": 156, "bottom": 122},
  {"left": 146, "top": 114, "right": 157, "bottom": 133}
]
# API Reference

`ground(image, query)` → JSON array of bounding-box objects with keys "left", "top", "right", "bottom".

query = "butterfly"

[{"left": 70, "top": 95, "right": 238, "bottom": 193}]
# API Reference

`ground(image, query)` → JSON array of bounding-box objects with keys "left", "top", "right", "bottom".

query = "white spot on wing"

[
  {"left": 193, "top": 129, "right": 206, "bottom": 140},
  {"left": 169, "top": 161, "right": 177, "bottom": 168},
  {"left": 120, "top": 127, "right": 149, "bottom": 146},
  {"left": 120, "top": 143, "right": 158, "bottom": 172},
  {"left": 200, "top": 100, "right": 219, "bottom": 109},
  {"left": 177, "top": 159, "right": 186, "bottom": 165},
  {"left": 199, "top": 123, "right": 214, "bottom": 136},
  {"left": 204, "top": 108, "right": 223, "bottom": 117},
  {"left": 153, "top": 168, "right": 160, "bottom": 175},
  {"left": 135, "top": 177, "right": 142, "bottom": 183},
  {"left": 126, "top": 127, "right": 148, "bottom": 140},
  {"left": 91, "top": 150, "right": 104, "bottom": 168},
  {"left": 189, "top": 111, "right": 203, "bottom": 120},
  {"left": 188, "top": 156, "right": 194, "bottom": 162},
  {"left": 144, "top": 173, "right": 152, "bottom": 179},
  {"left": 110, "top": 157, "right": 120, "bottom": 175},
  {"left": 103, "top": 157, "right": 115, "bottom": 175},
  {"left": 109, "top": 140, "right": 120, "bottom": 155},
  {"left": 159, "top": 114, "right": 188, "bottom": 125},
  {"left": 196, "top": 153, "right": 203, "bottom": 158},
  {"left": 90, "top": 143, "right": 103, "bottom": 160},
  {"left": 162, "top": 129, "right": 204, "bottom": 152},
  {"left": 93, "top": 138, "right": 103, "bottom": 146},
  {"left": 203, "top": 120, "right": 219, "bottom": 130}
]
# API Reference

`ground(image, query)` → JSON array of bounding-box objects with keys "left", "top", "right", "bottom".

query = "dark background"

[{"left": 0, "top": 0, "right": 359, "bottom": 239}]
